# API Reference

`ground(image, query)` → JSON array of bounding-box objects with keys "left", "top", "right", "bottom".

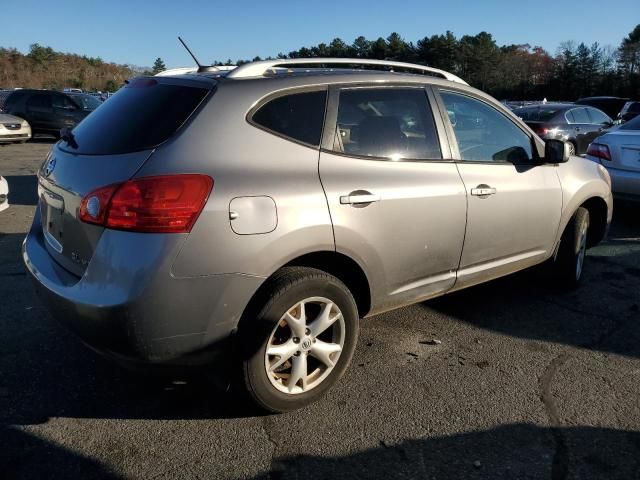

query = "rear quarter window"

[
  {"left": 251, "top": 90, "right": 327, "bottom": 146},
  {"left": 64, "top": 78, "right": 211, "bottom": 155}
]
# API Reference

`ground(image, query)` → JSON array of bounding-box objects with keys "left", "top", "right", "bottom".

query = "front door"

[
  {"left": 319, "top": 85, "right": 467, "bottom": 313},
  {"left": 436, "top": 89, "right": 563, "bottom": 290}
]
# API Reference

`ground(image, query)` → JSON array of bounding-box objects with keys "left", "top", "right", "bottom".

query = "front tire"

[
  {"left": 240, "top": 267, "right": 359, "bottom": 413},
  {"left": 550, "top": 207, "right": 590, "bottom": 289}
]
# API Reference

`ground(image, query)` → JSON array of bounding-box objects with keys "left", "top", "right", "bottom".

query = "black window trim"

[
  {"left": 320, "top": 83, "right": 451, "bottom": 163},
  {"left": 246, "top": 85, "right": 329, "bottom": 150},
  {"left": 434, "top": 87, "right": 545, "bottom": 166}
]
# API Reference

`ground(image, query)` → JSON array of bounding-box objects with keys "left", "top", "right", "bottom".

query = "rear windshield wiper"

[{"left": 60, "top": 127, "right": 78, "bottom": 149}]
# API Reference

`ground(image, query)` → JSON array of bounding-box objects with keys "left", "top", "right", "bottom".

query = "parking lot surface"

[{"left": 1, "top": 141, "right": 639, "bottom": 479}]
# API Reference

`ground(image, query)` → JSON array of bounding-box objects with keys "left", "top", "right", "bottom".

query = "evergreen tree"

[{"left": 151, "top": 57, "right": 166, "bottom": 74}]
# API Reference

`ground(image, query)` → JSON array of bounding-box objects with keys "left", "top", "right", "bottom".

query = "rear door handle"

[
  {"left": 470, "top": 186, "right": 497, "bottom": 197},
  {"left": 340, "top": 193, "right": 381, "bottom": 205}
]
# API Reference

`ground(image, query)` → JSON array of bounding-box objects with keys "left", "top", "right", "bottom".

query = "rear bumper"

[
  {"left": 23, "top": 209, "right": 265, "bottom": 365},
  {"left": 607, "top": 166, "right": 640, "bottom": 202}
]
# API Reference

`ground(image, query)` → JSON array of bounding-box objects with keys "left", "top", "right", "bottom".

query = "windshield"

[
  {"left": 70, "top": 94, "right": 102, "bottom": 111},
  {"left": 62, "top": 78, "right": 211, "bottom": 155}
]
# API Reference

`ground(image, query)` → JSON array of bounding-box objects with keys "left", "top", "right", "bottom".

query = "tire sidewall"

[{"left": 243, "top": 273, "right": 359, "bottom": 412}]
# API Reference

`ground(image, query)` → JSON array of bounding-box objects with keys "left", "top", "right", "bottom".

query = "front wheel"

[
  {"left": 549, "top": 207, "right": 590, "bottom": 289},
  {"left": 240, "top": 267, "right": 359, "bottom": 413}
]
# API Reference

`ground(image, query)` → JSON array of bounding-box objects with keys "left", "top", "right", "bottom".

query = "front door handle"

[
  {"left": 340, "top": 192, "right": 381, "bottom": 205},
  {"left": 470, "top": 185, "right": 497, "bottom": 197}
]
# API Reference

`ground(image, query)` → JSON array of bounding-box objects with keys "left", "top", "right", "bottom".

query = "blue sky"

[{"left": 2, "top": 0, "right": 638, "bottom": 68}]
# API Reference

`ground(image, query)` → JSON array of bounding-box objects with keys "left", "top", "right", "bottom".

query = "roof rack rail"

[{"left": 226, "top": 58, "right": 467, "bottom": 85}]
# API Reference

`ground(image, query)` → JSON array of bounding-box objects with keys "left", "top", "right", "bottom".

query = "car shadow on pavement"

[
  {"left": 425, "top": 203, "right": 640, "bottom": 359},
  {"left": 1, "top": 426, "right": 120, "bottom": 480},
  {"left": 246, "top": 423, "right": 640, "bottom": 480},
  {"left": 4, "top": 175, "right": 37, "bottom": 206},
  {"left": 2, "top": 422, "right": 639, "bottom": 479}
]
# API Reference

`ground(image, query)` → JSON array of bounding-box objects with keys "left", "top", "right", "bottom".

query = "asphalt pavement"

[{"left": 1, "top": 140, "right": 639, "bottom": 479}]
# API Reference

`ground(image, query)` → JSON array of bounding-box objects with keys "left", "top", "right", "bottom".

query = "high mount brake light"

[{"left": 79, "top": 174, "right": 213, "bottom": 233}]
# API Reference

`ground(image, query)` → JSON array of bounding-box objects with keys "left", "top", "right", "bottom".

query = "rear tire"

[
  {"left": 549, "top": 207, "right": 590, "bottom": 289},
  {"left": 239, "top": 267, "right": 359, "bottom": 413}
]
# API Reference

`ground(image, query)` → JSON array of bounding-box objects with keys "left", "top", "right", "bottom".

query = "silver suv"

[{"left": 23, "top": 58, "right": 612, "bottom": 412}]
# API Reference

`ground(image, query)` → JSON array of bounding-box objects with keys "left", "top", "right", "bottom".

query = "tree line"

[
  {"left": 0, "top": 44, "right": 143, "bottom": 92},
  {"left": 2, "top": 25, "right": 639, "bottom": 99},
  {"left": 215, "top": 25, "right": 640, "bottom": 100}
]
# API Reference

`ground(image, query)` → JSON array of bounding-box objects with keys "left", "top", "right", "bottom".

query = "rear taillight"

[
  {"left": 79, "top": 174, "right": 213, "bottom": 233},
  {"left": 534, "top": 127, "right": 549, "bottom": 136},
  {"left": 586, "top": 143, "right": 611, "bottom": 161}
]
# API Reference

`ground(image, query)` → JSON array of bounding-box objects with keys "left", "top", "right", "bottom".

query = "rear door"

[
  {"left": 566, "top": 107, "right": 594, "bottom": 154},
  {"left": 435, "top": 89, "right": 562, "bottom": 290},
  {"left": 319, "top": 85, "right": 467, "bottom": 312},
  {"left": 51, "top": 93, "right": 85, "bottom": 130}
]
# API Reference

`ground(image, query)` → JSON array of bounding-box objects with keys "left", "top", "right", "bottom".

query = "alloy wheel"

[{"left": 264, "top": 297, "right": 345, "bottom": 394}]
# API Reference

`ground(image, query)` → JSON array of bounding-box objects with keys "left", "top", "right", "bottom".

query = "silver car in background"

[
  {"left": 587, "top": 114, "right": 640, "bottom": 202},
  {"left": 23, "top": 58, "right": 612, "bottom": 412},
  {"left": 0, "top": 113, "right": 31, "bottom": 144}
]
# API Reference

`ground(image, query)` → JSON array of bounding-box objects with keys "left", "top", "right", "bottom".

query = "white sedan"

[
  {"left": 0, "top": 176, "right": 8, "bottom": 212},
  {"left": 587, "top": 115, "right": 640, "bottom": 203},
  {"left": 0, "top": 114, "right": 31, "bottom": 144}
]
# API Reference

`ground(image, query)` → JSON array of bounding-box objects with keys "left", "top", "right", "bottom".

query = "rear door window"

[
  {"left": 569, "top": 108, "right": 590, "bottom": 124},
  {"left": 586, "top": 108, "right": 611, "bottom": 124},
  {"left": 332, "top": 87, "right": 441, "bottom": 160},
  {"left": 27, "top": 94, "right": 53, "bottom": 112},
  {"left": 52, "top": 94, "right": 78, "bottom": 110},
  {"left": 251, "top": 90, "right": 327, "bottom": 146},
  {"left": 64, "top": 78, "right": 211, "bottom": 155}
]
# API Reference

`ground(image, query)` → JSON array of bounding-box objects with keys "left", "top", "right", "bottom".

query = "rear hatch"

[
  {"left": 37, "top": 76, "right": 213, "bottom": 276},
  {"left": 600, "top": 119, "right": 640, "bottom": 173}
]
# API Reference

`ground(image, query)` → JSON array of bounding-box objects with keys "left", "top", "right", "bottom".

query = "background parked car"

[
  {"left": 587, "top": 114, "right": 640, "bottom": 203},
  {"left": 0, "top": 113, "right": 31, "bottom": 144},
  {"left": 0, "top": 176, "right": 9, "bottom": 212},
  {"left": 575, "top": 96, "right": 629, "bottom": 120},
  {"left": 0, "top": 89, "right": 91, "bottom": 138},
  {"left": 514, "top": 103, "right": 613, "bottom": 155},
  {"left": 617, "top": 101, "right": 640, "bottom": 123}
]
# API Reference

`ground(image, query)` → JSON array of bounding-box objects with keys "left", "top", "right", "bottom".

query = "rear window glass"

[
  {"left": 515, "top": 107, "right": 561, "bottom": 122},
  {"left": 63, "top": 79, "right": 210, "bottom": 155},
  {"left": 251, "top": 90, "right": 327, "bottom": 146}
]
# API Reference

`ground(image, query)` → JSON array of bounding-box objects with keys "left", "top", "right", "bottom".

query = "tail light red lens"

[
  {"left": 79, "top": 174, "right": 213, "bottom": 233},
  {"left": 535, "top": 127, "right": 549, "bottom": 136},
  {"left": 586, "top": 143, "right": 611, "bottom": 161}
]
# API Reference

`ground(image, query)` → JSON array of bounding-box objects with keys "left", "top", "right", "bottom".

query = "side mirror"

[{"left": 544, "top": 139, "right": 570, "bottom": 163}]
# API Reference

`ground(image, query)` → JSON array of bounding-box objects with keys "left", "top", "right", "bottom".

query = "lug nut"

[
  {"left": 293, "top": 337, "right": 300, "bottom": 344},
  {"left": 305, "top": 328, "right": 310, "bottom": 335},
  {"left": 294, "top": 351, "right": 301, "bottom": 356}
]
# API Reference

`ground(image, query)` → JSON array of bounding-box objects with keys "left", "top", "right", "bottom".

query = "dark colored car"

[
  {"left": 575, "top": 96, "right": 629, "bottom": 120},
  {"left": 618, "top": 101, "right": 640, "bottom": 123},
  {"left": 0, "top": 89, "right": 91, "bottom": 138},
  {"left": 514, "top": 103, "right": 613, "bottom": 155}
]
